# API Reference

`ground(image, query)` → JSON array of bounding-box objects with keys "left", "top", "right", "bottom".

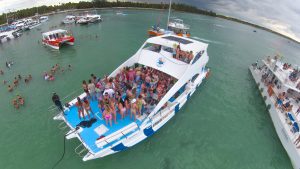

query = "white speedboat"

[
  {"left": 28, "top": 20, "right": 41, "bottom": 29},
  {"left": 167, "top": 18, "right": 190, "bottom": 37},
  {"left": 62, "top": 15, "right": 76, "bottom": 24},
  {"left": 76, "top": 17, "right": 89, "bottom": 24},
  {"left": 0, "top": 30, "right": 15, "bottom": 43},
  {"left": 249, "top": 56, "right": 300, "bottom": 169},
  {"left": 87, "top": 14, "right": 102, "bottom": 23},
  {"left": 39, "top": 16, "right": 49, "bottom": 23},
  {"left": 53, "top": 35, "right": 210, "bottom": 161}
]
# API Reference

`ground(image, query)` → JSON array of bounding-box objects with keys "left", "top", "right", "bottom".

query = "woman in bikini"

[
  {"left": 75, "top": 97, "right": 84, "bottom": 119},
  {"left": 130, "top": 99, "right": 138, "bottom": 121},
  {"left": 83, "top": 98, "right": 92, "bottom": 119},
  {"left": 82, "top": 80, "right": 90, "bottom": 97},
  {"left": 137, "top": 95, "right": 146, "bottom": 116},
  {"left": 117, "top": 96, "right": 126, "bottom": 120},
  {"left": 109, "top": 97, "right": 117, "bottom": 124},
  {"left": 124, "top": 96, "right": 130, "bottom": 116},
  {"left": 17, "top": 95, "right": 25, "bottom": 106},
  {"left": 12, "top": 99, "right": 19, "bottom": 109},
  {"left": 103, "top": 104, "right": 112, "bottom": 126}
]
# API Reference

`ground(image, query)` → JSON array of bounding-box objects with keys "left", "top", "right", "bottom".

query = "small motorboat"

[
  {"left": 167, "top": 18, "right": 191, "bottom": 37},
  {"left": 76, "top": 17, "right": 89, "bottom": 24},
  {"left": 62, "top": 15, "right": 76, "bottom": 24},
  {"left": 42, "top": 29, "right": 75, "bottom": 50},
  {"left": 39, "top": 16, "right": 49, "bottom": 23}
]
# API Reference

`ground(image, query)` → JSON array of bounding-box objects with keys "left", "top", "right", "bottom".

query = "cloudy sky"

[{"left": 1, "top": 0, "right": 299, "bottom": 42}]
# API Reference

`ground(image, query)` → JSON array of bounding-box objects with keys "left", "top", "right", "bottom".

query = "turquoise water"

[{"left": 0, "top": 9, "right": 300, "bottom": 169}]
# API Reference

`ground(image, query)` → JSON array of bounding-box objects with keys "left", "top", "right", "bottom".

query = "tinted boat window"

[{"left": 192, "top": 50, "right": 204, "bottom": 64}]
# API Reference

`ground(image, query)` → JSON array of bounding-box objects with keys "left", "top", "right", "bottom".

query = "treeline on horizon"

[
  {"left": 0, "top": 0, "right": 297, "bottom": 43},
  {"left": 0, "top": 0, "right": 216, "bottom": 24}
]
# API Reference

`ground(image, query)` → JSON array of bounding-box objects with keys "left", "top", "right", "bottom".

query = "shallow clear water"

[{"left": 0, "top": 9, "right": 299, "bottom": 169}]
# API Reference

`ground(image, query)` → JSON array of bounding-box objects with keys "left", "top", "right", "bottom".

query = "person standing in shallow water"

[{"left": 52, "top": 92, "right": 64, "bottom": 112}]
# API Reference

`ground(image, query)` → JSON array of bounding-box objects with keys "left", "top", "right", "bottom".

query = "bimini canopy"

[
  {"left": 137, "top": 35, "right": 208, "bottom": 79},
  {"left": 42, "top": 29, "right": 67, "bottom": 36}
]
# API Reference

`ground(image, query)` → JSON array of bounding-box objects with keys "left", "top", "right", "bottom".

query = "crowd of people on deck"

[
  {"left": 75, "top": 64, "right": 176, "bottom": 127},
  {"left": 43, "top": 63, "right": 72, "bottom": 81}
]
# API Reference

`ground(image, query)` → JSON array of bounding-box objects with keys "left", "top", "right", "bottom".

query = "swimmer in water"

[
  {"left": 12, "top": 99, "right": 19, "bottom": 109},
  {"left": 17, "top": 95, "right": 25, "bottom": 106},
  {"left": 8, "top": 85, "right": 13, "bottom": 92}
]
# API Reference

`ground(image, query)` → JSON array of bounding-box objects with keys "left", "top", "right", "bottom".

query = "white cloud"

[{"left": 0, "top": 0, "right": 90, "bottom": 13}]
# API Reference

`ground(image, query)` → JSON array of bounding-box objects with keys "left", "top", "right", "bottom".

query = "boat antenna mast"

[{"left": 167, "top": 0, "right": 172, "bottom": 28}]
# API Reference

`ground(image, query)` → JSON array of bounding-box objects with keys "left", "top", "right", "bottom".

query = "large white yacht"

[
  {"left": 53, "top": 35, "right": 210, "bottom": 161},
  {"left": 249, "top": 56, "right": 300, "bottom": 169}
]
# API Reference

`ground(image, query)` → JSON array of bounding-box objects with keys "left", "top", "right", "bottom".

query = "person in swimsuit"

[
  {"left": 17, "top": 95, "right": 25, "bottom": 106},
  {"left": 8, "top": 85, "right": 13, "bottom": 92},
  {"left": 130, "top": 99, "right": 138, "bottom": 121},
  {"left": 83, "top": 98, "right": 92, "bottom": 119},
  {"left": 118, "top": 97, "right": 126, "bottom": 120},
  {"left": 88, "top": 79, "right": 96, "bottom": 100},
  {"left": 103, "top": 104, "right": 112, "bottom": 126},
  {"left": 75, "top": 97, "right": 84, "bottom": 119},
  {"left": 82, "top": 80, "right": 90, "bottom": 97},
  {"left": 124, "top": 96, "right": 130, "bottom": 116},
  {"left": 12, "top": 99, "right": 19, "bottom": 109},
  {"left": 109, "top": 97, "right": 117, "bottom": 124},
  {"left": 137, "top": 95, "right": 146, "bottom": 116}
]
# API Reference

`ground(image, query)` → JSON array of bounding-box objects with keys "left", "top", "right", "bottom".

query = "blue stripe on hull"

[
  {"left": 175, "top": 104, "right": 180, "bottom": 113},
  {"left": 111, "top": 143, "right": 128, "bottom": 152},
  {"left": 143, "top": 126, "right": 155, "bottom": 137},
  {"left": 187, "top": 93, "right": 191, "bottom": 100}
]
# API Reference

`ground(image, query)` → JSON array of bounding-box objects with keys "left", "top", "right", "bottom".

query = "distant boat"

[
  {"left": 39, "top": 16, "right": 49, "bottom": 23},
  {"left": 253, "top": 30, "right": 257, "bottom": 32},
  {"left": 148, "top": 0, "right": 190, "bottom": 37},
  {"left": 116, "top": 11, "right": 126, "bottom": 16},
  {"left": 42, "top": 29, "right": 75, "bottom": 50},
  {"left": 0, "top": 30, "right": 15, "bottom": 43},
  {"left": 76, "top": 11, "right": 102, "bottom": 24},
  {"left": 62, "top": 15, "right": 76, "bottom": 24}
]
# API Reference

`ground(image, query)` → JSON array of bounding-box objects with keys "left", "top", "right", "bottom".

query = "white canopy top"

[
  {"left": 42, "top": 29, "right": 67, "bottom": 36},
  {"left": 137, "top": 35, "right": 208, "bottom": 79},
  {"left": 146, "top": 35, "right": 208, "bottom": 55}
]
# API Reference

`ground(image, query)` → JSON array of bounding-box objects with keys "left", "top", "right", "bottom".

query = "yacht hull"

[
  {"left": 249, "top": 66, "right": 300, "bottom": 169},
  {"left": 82, "top": 68, "right": 210, "bottom": 161}
]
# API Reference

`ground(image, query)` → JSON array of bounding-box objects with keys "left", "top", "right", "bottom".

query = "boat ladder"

[
  {"left": 75, "top": 143, "right": 89, "bottom": 157},
  {"left": 58, "top": 121, "right": 68, "bottom": 130}
]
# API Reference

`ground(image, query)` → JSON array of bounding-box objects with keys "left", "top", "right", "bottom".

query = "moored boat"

[
  {"left": 62, "top": 15, "right": 76, "bottom": 24},
  {"left": 42, "top": 29, "right": 75, "bottom": 50},
  {"left": 167, "top": 18, "right": 191, "bottom": 37},
  {"left": 0, "top": 30, "right": 17, "bottom": 43},
  {"left": 249, "top": 56, "right": 300, "bottom": 169},
  {"left": 53, "top": 35, "right": 210, "bottom": 161},
  {"left": 148, "top": 0, "right": 190, "bottom": 37},
  {"left": 39, "top": 16, "right": 49, "bottom": 23}
]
